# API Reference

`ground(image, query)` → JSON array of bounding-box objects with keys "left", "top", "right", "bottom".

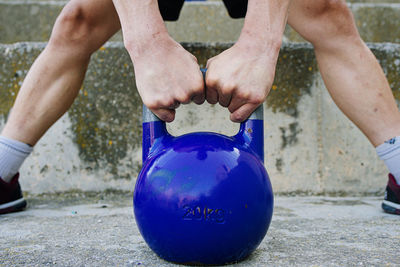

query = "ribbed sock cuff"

[
  {"left": 377, "top": 136, "right": 400, "bottom": 184},
  {"left": 0, "top": 136, "right": 33, "bottom": 182}
]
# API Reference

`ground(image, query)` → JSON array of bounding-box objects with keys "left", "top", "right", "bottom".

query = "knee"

[
  {"left": 303, "top": 0, "right": 361, "bottom": 47},
  {"left": 48, "top": 2, "right": 98, "bottom": 53}
]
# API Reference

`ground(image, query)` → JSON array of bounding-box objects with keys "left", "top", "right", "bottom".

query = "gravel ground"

[{"left": 1, "top": 194, "right": 399, "bottom": 266}]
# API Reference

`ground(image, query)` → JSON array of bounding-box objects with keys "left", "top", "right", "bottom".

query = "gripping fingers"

[
  {"left": 206, "top": 86, "right": 218, "bottom": 104},
  {"left": 192, "top": 93, "right": 206, "bottom": 105},
  {"left": 190, "top": 69, "right": 206, "bottom": 105},
  {"left": 218, "top": 90, "right": 232, "bottom": 107},
  {"left": 230, "top": 103, "right": 258, "bottom": 122},
  {"left": 153, "top": 108, "right": 176, "bottom": 122},
  {"left": 228, "top": 96, "right": 247, "bottom": 114}
]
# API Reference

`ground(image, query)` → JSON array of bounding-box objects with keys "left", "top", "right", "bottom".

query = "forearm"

[
  {"left": 112, "top": 0, "right": 204, "bottom": 122},
  {"left": 238, "top": 0, "right": 291, "bottom": 51},
  {"left": 112, "top": 0, "right": 169, "bottom": 60}
]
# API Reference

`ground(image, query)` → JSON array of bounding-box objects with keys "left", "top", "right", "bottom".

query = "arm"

[
  {"left": 206, "top": 0, "right": 291, "bottom": 122},
  {"left": 112, "top": 0, "right": 204, "bottom": 122}
]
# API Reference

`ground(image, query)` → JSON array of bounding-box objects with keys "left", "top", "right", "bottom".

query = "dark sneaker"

[
  {"left": 0, "top": 173, "right": 27, "bottom": 215},
  {"left": 382, "top": 174, "right": 400, "bottom": 215}
]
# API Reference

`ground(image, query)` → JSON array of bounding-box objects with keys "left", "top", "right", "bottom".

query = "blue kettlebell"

[{"left": 134, "top": 71, "right": 274, "bottom": 265}]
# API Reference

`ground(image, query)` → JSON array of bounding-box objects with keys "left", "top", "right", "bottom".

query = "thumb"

[
  {"left": 230, "top": 103, "right": 257, "bottom": 123},
  {"left": 152, "top": 108, "right": 176, "bottom": 122}
]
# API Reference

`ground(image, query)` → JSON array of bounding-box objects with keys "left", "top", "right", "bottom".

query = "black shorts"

[{"left": 159, "top": 0, "right": 248, "bottom": 21}]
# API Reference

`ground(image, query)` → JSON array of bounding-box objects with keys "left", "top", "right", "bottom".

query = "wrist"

[
  {"left": 113, "top": 0, "right": 170, "bottom": 59},
  {"left": 236, "top": 32, "right": 282, "bottom": 57},
  {"left": 237, "top": 0, "right": 290, "bottom": 55},
  {"left": 125, "top": 29, "right": 171, "bottom": 60}
]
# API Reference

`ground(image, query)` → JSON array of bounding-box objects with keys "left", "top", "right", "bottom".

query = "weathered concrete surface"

[
  {"left": 0, "top": 194, "right": 399, "bottom": 266},
  {"left": 319, "top": 44, "right": 400, "bottom": 194},
  {"left": 284, "top": 3, "right": 400, "bottom": 44},
  {"left": 1, "top": 1, "right": 400, "bottom": 43},
  {"left": 1, "top": 42, "right": 399, "bottom": 194}
]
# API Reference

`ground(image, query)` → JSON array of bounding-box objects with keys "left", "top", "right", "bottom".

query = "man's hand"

[
  {"left": 205, "top": 0, "right": 291, "bottom": 122},
  {"left": 206, "top": 41, "right": 279, "bottom": 122},
  {"left": 112, "top": 0, "right": 204, "bottom": 122},
  {"left": 132, "top": 35, "right": 204, "bottom": 122}
]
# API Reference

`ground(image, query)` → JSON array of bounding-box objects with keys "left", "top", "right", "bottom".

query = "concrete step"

[
  {"left": 0, "top": 1, "right": 399, "bottom": 43},
  {"left": 0, "top": 41, "right": 399, "bottom": 195}
]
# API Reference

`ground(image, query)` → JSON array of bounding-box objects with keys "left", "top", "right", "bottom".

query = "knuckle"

[
  {"left": 194, "top": 85, "right": 205, "bottom": 95},
  {"left": 192, "top": 78, "right": 205, "bottom": 93},
  {"left": 161, "top": 98, "right": 175, "bottom": 108},
  {"left": 237, "top": 90, "right": 251, "bottom": 100},
  {"left": 250, "top": 92, "right": 266, "bottom": 104},
  {"left": 177, "top": 94, "right": 190, "bottom": 104},
  {"left": 206, "top": 76, "right": 218, "bottom": 88},
  {"left": 220, "top": 83, "right": 235, "bottom": 95},
  {"left": 143, "top": 99, "right": 157, "bottom": 110},
  {"left": 146, "top": 97, "right": 174, "bottom": 109}
]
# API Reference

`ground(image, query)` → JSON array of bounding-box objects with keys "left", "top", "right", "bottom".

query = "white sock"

[
  {"left": 0, "top": 136, "right": 33, "bottom": 183},
  {"left": 376, "top": 136, "right": 400, "bottom": 185}
]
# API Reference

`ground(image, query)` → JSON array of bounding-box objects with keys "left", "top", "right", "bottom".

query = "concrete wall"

[
  {"left": 0, "top": 1, "right": 399, "bottom": 43},
  {"left": 1, "top": 42, "right": 399, "bottom": 195},
  {"left": 1, "top": 0, "right": 399, "bottom": 194}
]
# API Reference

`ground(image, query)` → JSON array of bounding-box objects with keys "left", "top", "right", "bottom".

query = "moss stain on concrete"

[
  {"left": 2, "top": 42, "right": 400, "bottom": 180},
  {"left": 284, "top": 6, "right": 400, "bottom": 44},
  {"left": 0, "top": 4, "right": 62, "bottom": 43},
  {"left": 353, "top": 5, "right": 400, "bottom": 43},
  {"left": 0, "top": 44, "right": 42, "bottom": 117},
  {"left": 68, "top": 45, "right": 143, "bottom": 178},
  {"left": 0, "top": 43, "right": 143, "bottom": 179},
  {"left": 279, "top": 122, "right": 303, "bottom": 149},
  {"left": 183, "top": 42, "right": 230, "bottom": 68},
  {"left": 268, "top": 44, "right": 317, "bottom": 117},
  {"left": 185, "top": 43, "right": 317, "bottom": 118},
  {"left": 370, "top": 44, "right": 400, "bottom": 103}
]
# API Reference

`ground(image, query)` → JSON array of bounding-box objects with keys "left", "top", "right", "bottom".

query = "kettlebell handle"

[
  {"left": 143, "top": 69, "right": 263, "bottom": 122},
  {"left": 142, "top": 69, "right": 264, "bottom": 162},
  {"left": 142, "top": 102, "right": 263, "bottom": 122}
]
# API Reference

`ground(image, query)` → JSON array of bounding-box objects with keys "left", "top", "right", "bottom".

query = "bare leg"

[
  {"left": 287, "top": 0, "right": 400, "bottom": 147},
  {"left": 1, "top": 0, "right": 120, "bottom": 145}
]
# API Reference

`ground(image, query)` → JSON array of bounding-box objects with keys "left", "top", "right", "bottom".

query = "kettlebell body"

[{"left": 134, "top": 105, "right": 273, "bottom": 265}]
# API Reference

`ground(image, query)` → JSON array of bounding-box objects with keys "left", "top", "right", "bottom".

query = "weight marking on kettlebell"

[{"left": 182, "top": 205, "right": 226, "bottom": 224}]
